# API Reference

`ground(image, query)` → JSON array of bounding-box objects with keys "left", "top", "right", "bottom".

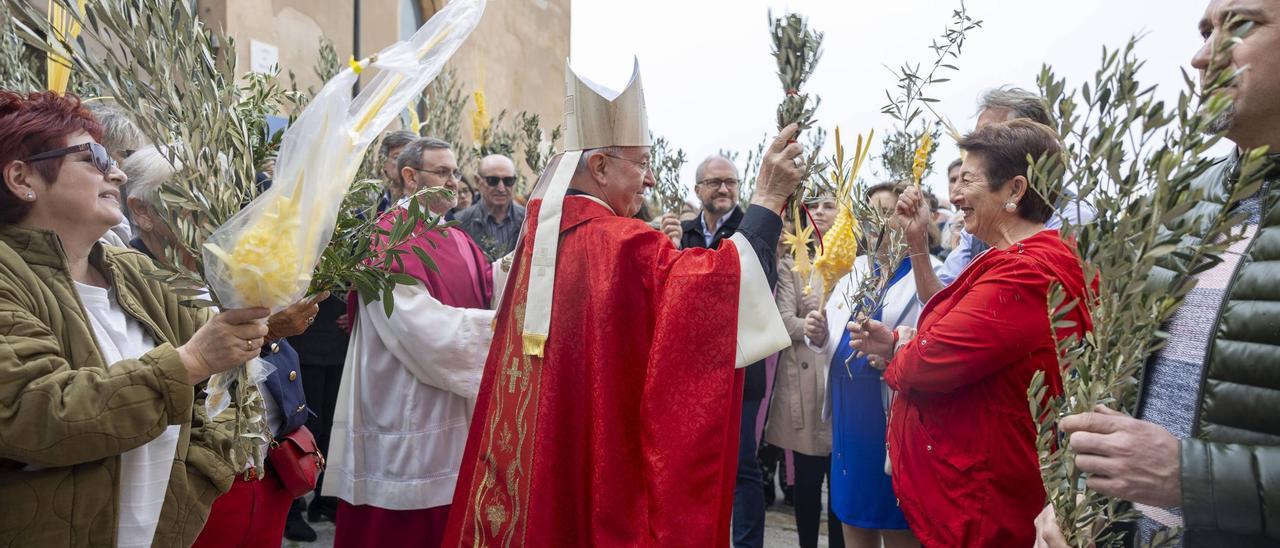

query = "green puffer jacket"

[
  {"left": 1146, "top": 153, "right": 1280, "bottom": 546},
  {"left": 0, "top": 225, "right": 238, "bottom": 547}
]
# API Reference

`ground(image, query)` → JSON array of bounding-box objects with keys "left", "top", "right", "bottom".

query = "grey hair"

[
  {"left": 122, "top": 145, "right": 181, "bottom": 210},
  {"left": 947, "top": 157, "right": 963, "bottom": 173},
  {"left": 86, "top": 102, "right": 148, "bottom": 222},
  {"left": 379, "top": 130, "right": 420, "bottom": 159},
  {"left": 574, "top": 146, "right": 623, "bottom": 178},
  {"left": 693, "top": 155, "right": 739, "bottom": 183},
  {"left": 84, "top": 102, "right": 147, "bottom": 159},
  {"left": 394, "top": 137, "right": 452, "bottom": 188},
  {"left": 977, "top": 86, "right": 1052, "bottom": 127}
]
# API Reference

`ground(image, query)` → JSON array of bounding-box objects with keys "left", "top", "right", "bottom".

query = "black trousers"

[
  {"left": 793, "top": 451, "right": 845, "bottom": 548},
  {"left": 301, "top": 363, "right": 343, "bottom": 509}
]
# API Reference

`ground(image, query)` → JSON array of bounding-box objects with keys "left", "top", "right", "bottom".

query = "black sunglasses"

[
  {"left": 483, "top": 175, "right": 517, "bottom": 188},
  {"left": 24, "top": 142, "right": 116, "bottom": 175}
]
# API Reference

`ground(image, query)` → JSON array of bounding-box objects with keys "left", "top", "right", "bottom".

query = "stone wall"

[{"left": 198, "top": 0, "right": 570, "bottom": 152}]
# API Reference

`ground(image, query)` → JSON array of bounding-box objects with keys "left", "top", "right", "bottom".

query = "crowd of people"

[{"left": 0, "top": 0, "right": 1277, "bottom": 546}]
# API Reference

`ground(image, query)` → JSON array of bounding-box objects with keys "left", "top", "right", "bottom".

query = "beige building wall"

[
  {"left": 198, "top": 0, "right": 570, "bottom": 153},
  {"left": 199, "top": 0, "right": 355, "bottom": 93},
  {"left": 436, "top": 0, "right": 570, "bottom": 148}
]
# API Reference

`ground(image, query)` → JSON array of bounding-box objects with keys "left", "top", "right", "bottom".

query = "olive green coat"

[{"left": 0, "top": 225, "right": 237, "bottom": 547}]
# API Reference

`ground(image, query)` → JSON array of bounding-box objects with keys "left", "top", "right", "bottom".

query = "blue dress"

[{"left": 829, "top": 261, "right": 911, "bottom": 530}]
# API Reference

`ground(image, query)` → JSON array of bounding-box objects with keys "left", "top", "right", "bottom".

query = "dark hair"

[
  {"left": 379, "top": 130, "right": 419, "bottom": 160},
  {"left": 956, "top": 118, "right": 1062, "bottom": 223},
  {"left": 922, "top": 189, "right": 940, "bottom": 212},
  {"left": 393, "top": 137, "right": 452, "bottom": 191},
  {"left": 947, "top": 158, "right": 963, "bottom": 173},
  {"left": 0, "top": 91, "right": 104, "bottom": 224}
]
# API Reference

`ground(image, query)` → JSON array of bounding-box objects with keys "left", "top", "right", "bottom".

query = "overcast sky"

[{"left": 570, "top": 0, "right": 1212, "bottom": 203}]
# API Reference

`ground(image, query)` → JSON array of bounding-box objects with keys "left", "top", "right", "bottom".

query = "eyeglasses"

[
  {"left": 601, "top": 153, "right": 651, "bottom": 172},
  {"left": 697, "top": 178, "right": 739, "bottom": 189},
  {"left": 412, "top": 166, "right": 462, "bottom": 181},
  {"left": 24, "top": 142, "right": 116, "bottom": 175},
  {"left": 483, "top": 175, "right": 517, "bottom": 187}
]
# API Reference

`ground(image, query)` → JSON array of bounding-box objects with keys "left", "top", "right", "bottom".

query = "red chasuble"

[{"left": 443, "top": 196, "right": 745, "bottom": 547}]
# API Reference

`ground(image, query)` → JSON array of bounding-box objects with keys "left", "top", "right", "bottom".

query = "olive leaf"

[
  {"left": 649, "top": 134, "right": 688, "bottom": 216},
  {"left": 514, "top": 110, "right": 563, "bottom": 196}
]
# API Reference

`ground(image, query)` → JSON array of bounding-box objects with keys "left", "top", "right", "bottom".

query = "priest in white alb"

[
  {"left": 444, "top": 60, "right": 804, "bottom": 547},
  {"left": 323, "top": 137, "right": 496, "bottom": 548}
]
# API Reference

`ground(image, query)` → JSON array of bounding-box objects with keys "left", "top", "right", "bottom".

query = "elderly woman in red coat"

[{"left": 850, "top": 119, "right": 1093, "bottom": 547}]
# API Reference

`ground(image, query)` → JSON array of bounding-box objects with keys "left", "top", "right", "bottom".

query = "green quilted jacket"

[
  {"left": 0, "top": 225, "right": 237, "bottom": 547},
  {"left": 1145, "top": 153, "right": 1280, "bottom": 546}
]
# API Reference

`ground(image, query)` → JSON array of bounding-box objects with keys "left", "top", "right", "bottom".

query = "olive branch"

[
  {"left": 649, "top": 134, "right": 688, "bottom": 215},
  {"left": 833, "top": 0, "right": 980, "bottom": 370},
  {"left": 1025, "top": 22, "right": 1270, "bottom": 547}
]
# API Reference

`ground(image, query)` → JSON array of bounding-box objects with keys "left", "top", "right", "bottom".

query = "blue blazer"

[{"left": 259, "top": 339, "right": 310, "bottom": 437}]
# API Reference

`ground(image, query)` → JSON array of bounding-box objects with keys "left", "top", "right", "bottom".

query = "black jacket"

[
  {"left": 286, "top": 295, "right": 351, "bottom": 367},
  {"left": 1143, "top": 153, "right": 1280, "bottom": 546},
  {"left": 680, "top": 207, "right": 766, "bottom": 402},
  {"left": 680, "top": 207, "right": 745, "bottom": 251}
]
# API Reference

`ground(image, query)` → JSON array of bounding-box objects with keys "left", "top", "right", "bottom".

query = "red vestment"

[{"left": 443, "top": 196, "right": 746, "bottom": 547}]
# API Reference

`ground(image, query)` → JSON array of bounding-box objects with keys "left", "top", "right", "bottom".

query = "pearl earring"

[{"left": 1003, "top": 202, "right": 1017, "bottom": 213}]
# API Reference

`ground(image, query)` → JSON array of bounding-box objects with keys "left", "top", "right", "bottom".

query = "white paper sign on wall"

[{"left": 250, "top": 39, "right": 280, "bottom": 74}]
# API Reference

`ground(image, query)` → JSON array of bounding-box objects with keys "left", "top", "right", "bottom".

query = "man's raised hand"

[{"left": 751, "top": 123, "right": 805, "bottom": 213}]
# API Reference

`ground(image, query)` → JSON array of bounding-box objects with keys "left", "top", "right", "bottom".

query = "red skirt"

[
  {"left": 192, "top": 473, "right": 293, "bottom": 548},
  {"left": 335, "top": 501, "right": 451, "bottom": 548}
]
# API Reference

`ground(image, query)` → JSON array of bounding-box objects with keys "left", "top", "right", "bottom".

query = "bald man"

[{"left": 455, "top": 154, "right": 526, "bottom": 261}]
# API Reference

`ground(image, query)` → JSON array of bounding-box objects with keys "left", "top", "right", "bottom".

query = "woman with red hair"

[{"left": 0, "top": 90, "right": 271, "bottom": 546}]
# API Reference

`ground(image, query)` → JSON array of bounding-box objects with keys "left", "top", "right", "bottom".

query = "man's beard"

[
  {"left": 1203, "top": 102, "right": 1236, "bottom": 135},
  {"left": 705, "top": 197, "right": 735, "bottom": 215}
]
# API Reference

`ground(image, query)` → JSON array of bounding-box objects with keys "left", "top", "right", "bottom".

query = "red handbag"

[{"left": 267, "top": 425, "right": 325, "bottom": 498}]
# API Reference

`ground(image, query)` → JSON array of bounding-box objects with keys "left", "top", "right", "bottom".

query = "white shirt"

[
  {"left": 698, "top": 209, "right": 733, "bottom": 247},
  {"left": 75, "top": 282, "right": 181, "bottom": 548}
]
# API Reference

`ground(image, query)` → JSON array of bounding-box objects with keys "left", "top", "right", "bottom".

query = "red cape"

[{"left": 443, "top": 196, "right": 744, "bottom": 547}]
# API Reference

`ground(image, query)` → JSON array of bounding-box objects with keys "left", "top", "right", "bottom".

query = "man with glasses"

[
  {"left": 455, "top": 153, "right": 526, "bottom": 261},
  {"left": 678, "top": 154, "right": 768, "bottom": 548},
  {"left": 681, "top": 155, "right": 745, "bottom": 250},
  {"left": 326, "top": 136, "right": 496, "bottom": 547}
]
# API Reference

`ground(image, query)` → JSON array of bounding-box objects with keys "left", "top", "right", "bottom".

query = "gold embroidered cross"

[{"left": 504, "top": 357, "right": 524, "bottom": 393}]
